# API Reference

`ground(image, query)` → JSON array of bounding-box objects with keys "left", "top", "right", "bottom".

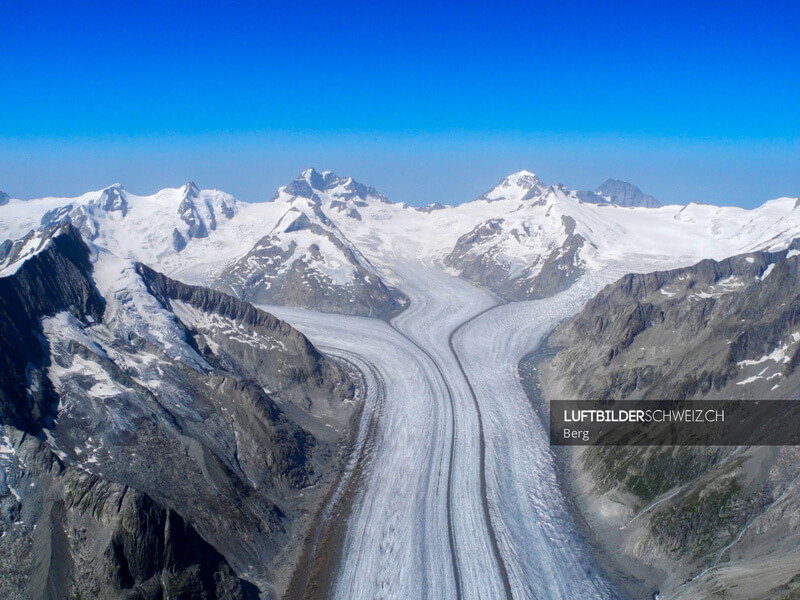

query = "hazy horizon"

[
  {"left": 3, "top": 132, "right": 800, "bottom": 208},
  {"left": 2, "top": 1, "right": 799, "bottom": 208}
]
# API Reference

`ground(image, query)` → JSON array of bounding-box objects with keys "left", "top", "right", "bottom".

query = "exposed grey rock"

[
  {"left": 96, "top": 184, "right": 129, "bottom": 216},
  {"left": 40, "top": 205, "right": 73, "bottom": 227},
  {"left": 0, "top": 431, "right": 259, "bottom": 600},
  {"left": 533, "top": 240, "right": 800, "bottom": 599},
  {"left": 178, "top": 183, "right": 209, "bottom": 238},
  {"left": 172, "top": 228, "right": 187, "bottom": 252},
  {"left": 594, "top": 179, "right": 661, "bottom": 208},
  {"left": 217, "top": 202, "right": 408, "bottom": 319},
  {"left": 0, "top": 191, "right": 9, "bottom": 206},
  {"left": 445, "top": 215, "right": 587, "bottom": 301},
  {"left": 415, "top": 202, "right": 446, "bottom": 213},
  {"left": 0, "top": 225, "right": 359, "bottom": 598},
  {"left": 513, "top": 222, "right": 586, "bottom": 299},
  {"left": 546, "top": 239, "right": 800, "bottom": 400},
  {"left": 0, "top": 239, "right": 12, "bottom": 263}
]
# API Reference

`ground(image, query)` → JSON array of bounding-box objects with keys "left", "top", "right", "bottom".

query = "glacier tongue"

[{"left": 269, "top": 261, "right": 620, "bottom": 600}]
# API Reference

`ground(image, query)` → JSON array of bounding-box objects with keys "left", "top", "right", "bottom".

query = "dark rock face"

[
  {"left": 0, "top": 225, "right": 105, "bottom": 433},
  {"left": 0, "top": 239, "right": 12, "bottom": 262},
  {"left": 0, "top": 191, "right": 9, "bottom": 206},
  {"left": 178, "top": 184, "right": 210, "bottom": 239},
  {"left": 0, "top": 226, "right": 358, "bottom": 598},
  {"left": 535, "top": 240, "right": 800, "bottom": 597},
  {"left": 102, "top": 488, "right": 257, "bottom": 600},
  {"left": 0, "top": 432, "right": 258, "bottom": 600},
  {"left": 172, "top": 228, "right": 187, "bottom": 252},
  {"left": 547, "top": 239, "right": 800, "bottom": 401}
]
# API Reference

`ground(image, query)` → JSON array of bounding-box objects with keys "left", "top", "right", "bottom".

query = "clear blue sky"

[{"left": 1, "top": 0, "right": 799, "bottom": 206}]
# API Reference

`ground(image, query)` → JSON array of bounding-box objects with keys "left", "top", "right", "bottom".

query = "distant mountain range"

[{"left": 3, "top": 168, "right": 799, "bottom": 315}]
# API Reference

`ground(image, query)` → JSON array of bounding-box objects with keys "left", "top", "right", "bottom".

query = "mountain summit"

[
  {"left": 274, "top": 168, "right": 391, "bottom": 206},
  {"left": 216, "top": 170, "right": 408, "bottom": 317},
  {"left": 595, "top": 179, "right": 662, "bottom": 207},
  {"left": 477, "top": 170, "right": 549, "bottom": 203}
]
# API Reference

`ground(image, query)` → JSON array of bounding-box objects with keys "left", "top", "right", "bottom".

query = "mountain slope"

[
  {"left": 216, "top": 169, "right": 409, "bottom": 318},
  {"left": 533, "top": 242, "right": 800, "bottom": 600},
  {"left": 0, "top": 225, "right": 358, "bottom": 599},
  {"left": 444, "top": 176, "right": 589, "bottom": 300}
]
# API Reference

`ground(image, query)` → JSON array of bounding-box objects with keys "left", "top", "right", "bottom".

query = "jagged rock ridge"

[
  {"left": 533, "top": 240, "right": 800, "bottom": 600},
  {"left": 0, "top": 225, "right": 358, "bottom": 599}
]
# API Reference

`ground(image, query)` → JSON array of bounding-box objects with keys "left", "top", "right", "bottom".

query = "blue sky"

[{"left": 1, "top": 0, "right": 799, "bottom": 206}]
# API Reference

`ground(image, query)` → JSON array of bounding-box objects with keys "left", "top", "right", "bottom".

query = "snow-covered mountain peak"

[
  {"left": 477, "top": 170, "right": 549, "bottom": 203},
  {"left": 181, "top": 181, "right": 201, "bottom": 198},
  {"left": 507, "top": 169, "right": 541, "bottom": 184},
  {"left": 93, "top": 183, "right": 129, "bottom": 215},
  {"left": 272, "top": 169, "right": 393, "bottom": 210}
]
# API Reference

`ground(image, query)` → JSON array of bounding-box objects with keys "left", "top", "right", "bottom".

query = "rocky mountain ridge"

[
  {"left": 533, "top": 242, "right": 800, "bottom": 600},
  {"left": 4, "top": 169, "right": 800, "bottom": 314},
  {"left": 0, "top": 224, "right": 358, "bottom": 599}
]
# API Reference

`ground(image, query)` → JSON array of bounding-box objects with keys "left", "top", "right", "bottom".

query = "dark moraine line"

[
  {"left": 290, "top": 347, "right": 386, "bottom": 600},
  {"left": 386, "top": 322, "right": 465, "bottom": 600},
  {"left": 448, "top": 302, "right": 519, "bottom": 600}
]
